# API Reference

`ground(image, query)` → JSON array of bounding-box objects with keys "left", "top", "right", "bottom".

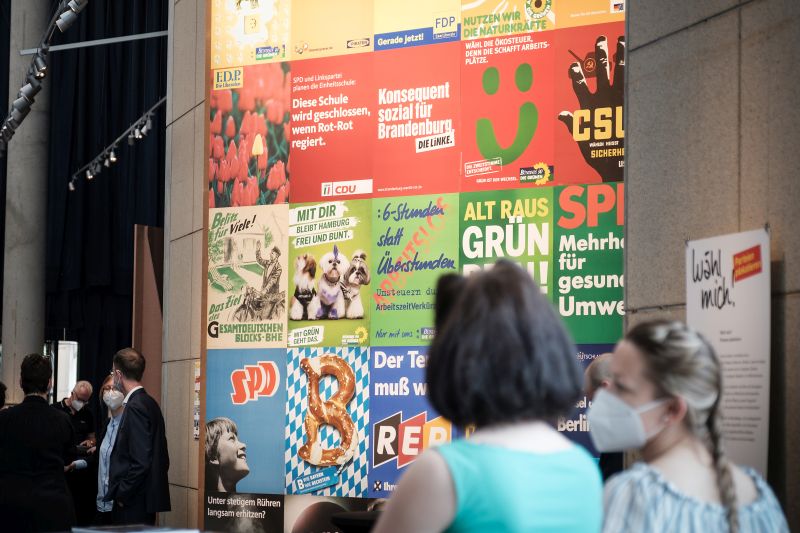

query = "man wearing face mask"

[
  {"left": 55, "top": 379, "right": 97, "bottom": 526},
  {"left": 104, "top": 347, "right": 170, "bottom": 525},
  {"left": 584, "top": 353, "right": 624, "bottom": 481}
]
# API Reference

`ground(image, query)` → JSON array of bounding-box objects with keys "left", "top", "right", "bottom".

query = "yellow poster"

[
  {"left": 210, "top": 0, "right": 291, "bottom": 68},
  {"left": 374, "top": 0, "right": 460, "bottom": 50},
  {"left": 291, "top": 0, "right": 373, "bottom": 59},
  {"left": 461, "top": 0, "right": 624, "bottom": 39}
]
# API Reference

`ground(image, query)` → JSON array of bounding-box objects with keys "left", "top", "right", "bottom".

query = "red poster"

[
  {"left": 461, "top": 33, "right": 555, "bottom": 192},
  {"left": 553, "top": 22, "right": 625, "bottom": 184},
  {"left": 289, "top": 53, "right": 375, "bottom": 202},
  {"left": 373, "top": 41, "right": 461, "bottom": 197}
]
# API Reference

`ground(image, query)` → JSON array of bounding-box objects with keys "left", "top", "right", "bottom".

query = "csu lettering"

[
  {"left": 572, "top": 106, "right": 624, "bottom": 141},
  {"left": 230, "top": 361, "right": 279, "bottom": 405}
]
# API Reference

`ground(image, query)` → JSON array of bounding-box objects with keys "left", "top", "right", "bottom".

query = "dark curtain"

[{"left": 45, "top": 0, "right": 167, "bottom": 396}]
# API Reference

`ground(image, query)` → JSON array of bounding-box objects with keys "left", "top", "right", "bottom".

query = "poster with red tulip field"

[{"left": 204, "top": 1, "right": 625, "bottom": 529}]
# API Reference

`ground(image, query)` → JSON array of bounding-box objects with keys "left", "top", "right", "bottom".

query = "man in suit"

[
  {"left": 0, "top": 353, "right": 76, "bottom": 532},
  {"left": 105, "top": 347, "right": 170, "bottom": 525}
]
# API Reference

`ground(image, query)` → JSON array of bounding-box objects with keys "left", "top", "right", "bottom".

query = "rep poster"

[
  {"left": 686, "top": 228, "right": 771, "bottom": 475},
  {"left": 207, "top": 205, "right": 289, "bottom": 348}
]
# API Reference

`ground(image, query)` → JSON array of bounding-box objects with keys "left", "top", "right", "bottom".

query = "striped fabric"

[{"left": 603, "top": 463, "right": 788, "bottom": 532}]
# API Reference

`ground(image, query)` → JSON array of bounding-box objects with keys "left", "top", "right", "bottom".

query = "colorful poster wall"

[{"left": 203, "top": 1, "right": 625, "bottom": 528}]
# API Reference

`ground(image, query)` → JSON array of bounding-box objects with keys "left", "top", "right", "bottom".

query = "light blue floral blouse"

[{"left": 603, "top": 462, "right": 788, "bottom": 532}]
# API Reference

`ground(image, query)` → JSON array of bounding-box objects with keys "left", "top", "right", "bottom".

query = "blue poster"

[
  {"left": 206, "top": 348, "right": 287, "bottom": 494},
  {"left": 559, "top": 343, "right": 616, "bottom": 456},
  {"left": 368, "top": 346, "right": 458, "bottom": 498},
  {"left": 285, "top": 346, "right": 370, "bottom": 497}
]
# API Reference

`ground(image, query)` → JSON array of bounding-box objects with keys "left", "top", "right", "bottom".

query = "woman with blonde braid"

[{"left": 588, "top": 320, "right": 787, "bottom": 532}]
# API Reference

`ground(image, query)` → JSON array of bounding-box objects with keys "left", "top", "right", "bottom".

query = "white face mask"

[
  {"left": 103, "top": 390, "right": 124, "bottom": 410},
  {"left": 587, "top": 388, "right": 667, "bottom": 452},
  {"left": 71, "top": 398, "right": 85, "bottom": 411}
]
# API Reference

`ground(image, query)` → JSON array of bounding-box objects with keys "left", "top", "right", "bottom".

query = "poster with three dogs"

[{"left": 287, "top": 199, "right": 372, "bottom": 347}]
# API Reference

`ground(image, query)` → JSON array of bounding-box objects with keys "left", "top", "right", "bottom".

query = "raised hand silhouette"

[{"left": 558, "top": 35, "right": 624, "bottom": 182}]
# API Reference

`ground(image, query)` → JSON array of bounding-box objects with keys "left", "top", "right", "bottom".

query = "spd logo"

[
  {"left": 373, "top": 411, "right": 452, "bottom": 468},
  {"left": 230, "top": 361, "right": 280, "bottom": 405}
]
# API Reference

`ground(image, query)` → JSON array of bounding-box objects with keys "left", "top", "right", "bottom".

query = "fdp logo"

[
  {"left": 213, "top": 67, "right": 244, "bottom": 90},
  {"left": 373, "top": 411, "right": 452, "bottom": 468},
  {"left": 230, "top": 361, "right": 279, "bottom": 405}
]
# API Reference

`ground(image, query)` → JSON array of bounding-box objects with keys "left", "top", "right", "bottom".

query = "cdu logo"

[{"left": 230, "top": 361, "right": 280, "bottom": 405}]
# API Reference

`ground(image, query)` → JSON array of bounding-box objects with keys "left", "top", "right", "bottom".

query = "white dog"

[
  {"left": 290, "top": 254, "right": 317, "bottom": 321},
  {"left": 307, "top": 245, "right": 349, "bottom": 320},
  {"left": 342, "top": 250, "right": 370, "bottom": 319}
]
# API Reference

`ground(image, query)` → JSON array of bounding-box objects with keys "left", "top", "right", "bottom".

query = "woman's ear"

[{"left": 664, "top": 395, "right": 688, "bottom": 425}]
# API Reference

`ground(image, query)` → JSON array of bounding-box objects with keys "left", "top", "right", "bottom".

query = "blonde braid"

[{"left": 706, "top": 382, "right": 738, "bottom": 532}]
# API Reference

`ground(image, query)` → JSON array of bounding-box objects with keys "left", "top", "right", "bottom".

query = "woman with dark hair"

[
  {"left": 589, "top": 320, "right": 788, "bottom": 532},
  {"left": 373, "top": 260, "right": 602, "bottom": 533}
]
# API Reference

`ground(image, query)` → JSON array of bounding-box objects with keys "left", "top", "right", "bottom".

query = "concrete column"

[{"left": 1, "top": 0, "right": 51, "bottom": 404}]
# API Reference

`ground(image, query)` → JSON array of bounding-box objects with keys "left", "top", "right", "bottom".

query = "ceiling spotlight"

[
  {"left": 12, "top": 96, "right": 31, "bottom": 113},
  {"left": 19, "top": 77, "right": 42, "bottom": 102},
  {"left": 10, "top": 105, "right": 29, "bottom": 125},
  {"left": 68, "top": 0, "right": 89, "bottom": 14},
  {"left": 86, "top": 168, "right": 93, "bottom": 180},
  {"left": 56, "top": 9, "right": 78, "bottom": 32},
  {"left": 128, "top": 132, "right": 135, "bottom": 145},
  {"left": 33, "top": 54, "right": 47, "bottom": 79},
  {"left": 68, "top": 180, "right": 76, "bottom": 191},
  {"left": 134, "top": 126, "right": 142, "bottom": 139},
  {"left": 109, "top": 149, "right": 117, "bottom": 162},
  {"left": 104, "top": 157, "right": 111, "bottom": 168}
]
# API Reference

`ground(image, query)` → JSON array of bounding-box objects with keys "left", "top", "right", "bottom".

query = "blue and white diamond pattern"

[{"left": 285, "top": 346, "right": 370, "bottom": 497}]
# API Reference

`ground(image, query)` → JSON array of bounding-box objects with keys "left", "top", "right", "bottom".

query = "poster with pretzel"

[
  {"left": 285, "top": 346, "right": 370, "bottom": 497},
  {"left": 207, "top": 205, "right": 289, "bottom": 348}
]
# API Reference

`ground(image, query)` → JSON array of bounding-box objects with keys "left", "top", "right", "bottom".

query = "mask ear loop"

[{"left": 636, "top": 397, "right": 670, "bottom": 440}]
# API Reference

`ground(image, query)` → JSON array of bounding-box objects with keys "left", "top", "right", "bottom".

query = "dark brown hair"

[
  {"left": 113, "top": 347, "right": 146, "bottom": 382},
  {"left": 20, "top": 353, "right": 52, "bottom": 395},
  {"left": 427, "top": 260, "right": 582, "bottom": 428}
]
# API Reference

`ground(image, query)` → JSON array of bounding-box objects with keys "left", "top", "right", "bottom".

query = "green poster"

[
  {"left": 287, "top": 199, "right": 372, "bottom": 346},
  {"left": 370, "top": 194, "right": 459, "bottom": 345},
  {"left": 553, "top": 183, "right": 624, "bottom": 343},
  {"left": 459, "top": 188, "right": 554, "bottom": 297}
]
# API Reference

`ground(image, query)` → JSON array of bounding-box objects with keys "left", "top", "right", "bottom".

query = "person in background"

[
  {"left": 55, "top": 379, "right": 97, "bottom": 525},
  {"left": 0, "top": 354, "right": 76, "bottom": 532},
  {"left": 205, "top": 417, "right": 250, "bottom": 493},
  {"left": 373, "top": 260, "right": 602, "bottom": 533},
  {"left": 66, "top": 374, "right": 126, "bottom": 525},
  {"left": 0, "top": 381, "right": 6, "bottom": 409},
  {"left": 589, "top": 320, "right": 788, "bottom": 532},
  {"left": 584, "top": 353, "right": 624, "bottom": 481},
  {"left": 105, "top": 347, "right": 170, "bottom": 525}
]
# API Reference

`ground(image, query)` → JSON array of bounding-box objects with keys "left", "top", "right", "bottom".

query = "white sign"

[{"left": 686, "top": 228, "right": 770, "bottom": 474}]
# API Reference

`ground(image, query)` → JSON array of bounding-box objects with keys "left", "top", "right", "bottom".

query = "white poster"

[{"left": 686, "top": 228, "right": 770, "bottom": 474}]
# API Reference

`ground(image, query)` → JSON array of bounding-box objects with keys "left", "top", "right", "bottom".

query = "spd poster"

[
  {"left": 553, "top": 183, "right": 624, "bottom": 343},
  {"left": 285, "top": 347, "right": 370, "bottom": 497},
  {"left": 287, "top": 200, "right": 372, "bottom": 347},
  {"left": 370, "top": 194, "right": 459, "bottom": 345},
  {"left": 207, "top": 205, "right": 289, "bottom": 348}
]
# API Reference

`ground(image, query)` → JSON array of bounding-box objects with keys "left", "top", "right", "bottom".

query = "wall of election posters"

[{"left": 204, "top": 0, "right": 624, "bottom": 528}]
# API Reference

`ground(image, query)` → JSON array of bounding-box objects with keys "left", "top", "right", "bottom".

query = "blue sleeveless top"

[{"left": 437, "top": 439, "right": 602, "bottom": 533}]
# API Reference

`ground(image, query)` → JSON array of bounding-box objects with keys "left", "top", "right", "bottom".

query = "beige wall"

[
  {"left": 626, "top": 0, "right": 799, "bottom": 529},
  {"left": 161, "top": 0, "right": 206, "bottom": 527}
]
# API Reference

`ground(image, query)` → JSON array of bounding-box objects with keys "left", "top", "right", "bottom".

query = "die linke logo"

[
  {"left": 373, "top": 411, "right": 452, "bottom": 468},
  {"left": 230, "top": 361, "right": 279, "bottom": 405}
]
